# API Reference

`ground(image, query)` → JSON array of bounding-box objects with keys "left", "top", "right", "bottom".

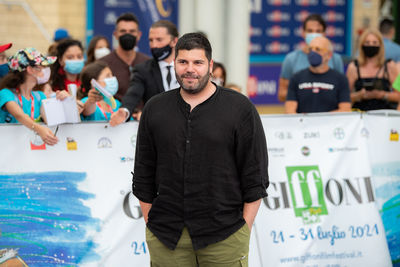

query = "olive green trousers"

[{"left": 146, "top": 224, "right": 251, "bottom": 267}]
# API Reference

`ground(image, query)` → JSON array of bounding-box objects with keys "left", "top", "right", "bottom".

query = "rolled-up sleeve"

[
  {"left": 132, "top": 106, "right": 157, "bottom": 203},
  {"left": 235, "top": 105, "right": 269, "bottom": 203}
]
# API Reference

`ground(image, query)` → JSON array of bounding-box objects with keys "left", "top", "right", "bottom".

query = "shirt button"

[
  {"left": 188, "top": 119, "right": 191, "bottom": 123},
  {"left": 186, "top": 140, "right": 190, "bottom": 144}
]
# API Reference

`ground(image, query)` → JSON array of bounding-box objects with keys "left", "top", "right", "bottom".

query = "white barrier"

[{"left": 0, "top": 112, "right": 399, "bottom": 267}]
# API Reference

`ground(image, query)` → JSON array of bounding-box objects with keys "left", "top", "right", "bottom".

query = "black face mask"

[
  {"left": 119, "top": 34, "right": 136, "bottom": 51},
  {"left": 151, "top": 44, "right": 172, "bottom": 61},
  {"left": 362, "top": 45, "right": 380, "bottom": 58}
]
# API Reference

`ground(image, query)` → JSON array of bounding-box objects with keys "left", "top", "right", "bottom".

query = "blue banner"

[
  {"left": 88, "top": 0, "right": 178, "bottom": 55},
  {"left": 250, "top": 0, "right": 352, "bottom": 63}
]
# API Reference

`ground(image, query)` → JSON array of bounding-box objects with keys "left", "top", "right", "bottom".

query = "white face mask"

[
  {"left": 211, "top": 77, "right": 224, "bottom": 86},
  {"left": 36, "top": 67, "right": 51, "bottom": 85},
  {"left": 94, "top": 47, "right": 111, "bottom": 60}
]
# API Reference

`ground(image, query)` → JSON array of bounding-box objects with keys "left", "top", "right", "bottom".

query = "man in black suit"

[{"left": 110, "top": 20, "right": 179, "bottom": 126}]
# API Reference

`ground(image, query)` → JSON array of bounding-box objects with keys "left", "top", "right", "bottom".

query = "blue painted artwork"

[
  {"left": 373, "top": 162, "right": 400, "bottom": 267},
  {"left": 0, "top": 172, "right": 100, "bottom": 266}
]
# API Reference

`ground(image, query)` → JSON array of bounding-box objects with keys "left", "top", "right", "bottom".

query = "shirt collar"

[{"left": 158, "top": 60, "right": 174, "bottom": 69}]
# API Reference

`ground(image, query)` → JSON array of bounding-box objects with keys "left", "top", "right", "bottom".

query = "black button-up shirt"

[{"left": 132, "top": 86, "right": 269, "bottom": 250}]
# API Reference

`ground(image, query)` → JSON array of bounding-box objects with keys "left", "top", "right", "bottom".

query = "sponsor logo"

[
  {"left": 266, "top": 10, "right": 291, "bottom": 22},
  {"left": 268, "top": 147, "right": 285, "bottom": 157},
  {"left": 266, "top": 25, "right": 290, "bottom": 37},
  {"left": 250, "top": 27, "right": 263, "bottom": 37},
  {"left": 295, "top": 0, "right": 318, "bottom": 6},
  {"left": 333, "top": 128, "right": 345, "bottom": 140},
  {"left": 156, "top": 0, "right": 172, "bottom": 17},
  {"left": 267, "top": 0, "right": 291, "bottom": 5},
  {"left": 247, "top": 76, "right": 277, "bottom": 97},
  {"left": 304, "top": 132, "right": 320, "bottom": 139},
  {"left": 293, "top": 26, "right": 303, "bottom": 37},
  {"left": 275, "top": 131, "right": 293, "bottom": 140},
  {"left": 105, "top": 0, "right": 133, "bottom": 8},
  {"left": 264, "top": 165, "right": 375, "bottom": 225},
  {"left": 30, "top": 132, "right": 46, "bottom": 150},
  {"left": 250, "top": 43, "right": 262, "bottom": 53},
  {"left": 323, "top": 11, "right": 345, "bottom": 22},
  {"left": 98, "top": 137, "right": 112, "bottom": 149},
  {"left": 360, "top": 127, "right": 369, "bottom": 138},
  {"left": 328, "top": 147, "right": 358, "bottom": 153},
  {"left": 323, "top": 0, "right": 345, "bottom": 6},
  {"left": 293, "top": 41, "right": 306, "bottom": 50},
  {"left": 120, "top": 156, "right": 134, "bottom": 163},
  {"left": 287, "top": 166, "right": 327, "bottom": 224},
  {"left": 265, "top": 41, "right": 290, "bottom": 54},
  {"left": 250, "top": 0, "right": 262, "bottom": 13},
  {"left": 104, "top": 11, "right": 118, "bottom": 25},
  {"left": 325, "top": 26, "right": 345, "bottom": 37},
  {"left": 67, "top": 137, "right": 77, "bottom": 151},
  {"left": 390, "top": 129, "right": 399, "bottom": 141},
  {"left": 333, "top": 43, "right": 344, "bottom": 53},
  {"left": 295, "top": 10, "right": 310, "bottom": 22},
  {"left": 301, "top": 146, "right": 310, "bottom": 156}
]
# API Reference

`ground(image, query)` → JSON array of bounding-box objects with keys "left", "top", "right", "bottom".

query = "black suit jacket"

[{"left": 121, "top": 59, "right": 165, "bottom": 113}]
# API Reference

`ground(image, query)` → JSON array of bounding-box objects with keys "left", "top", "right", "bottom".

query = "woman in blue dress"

[
  {"left": 0, "top": 47, "right": 58, "bottom": 145},
  {"left": 80, "top": 61, "right": 120, "bottom": 121}
]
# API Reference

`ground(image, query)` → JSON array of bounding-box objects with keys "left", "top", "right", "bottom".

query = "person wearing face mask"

[
  {"left": 109, "top": 20, "right": 179, "bottom": 126},
  {"left": 285, "top": 36, "right": 351, "bottom": 114},
  {"left": 278, "top": 14, "right": 344, "bottom": 102},
  {"left": 212, "top": 62, "right": 226, "bottom": 87},
  {"left": 86, "top": 36, "right": 111, "bottom": 65},
  {"left": 100, "top": 13, "right": 150, "bottom": 101},
  {"left": 79, "top": 61, "right": 121, "bottom": 121},
  {"left": 50, "top": 38, "right": 84, "bottom": 93},
  {"left": 346, "top": 29, "right": 400, "bottom": 111},
  {"left": 0, "top": 48, "right": 58, "bottom": 145},
  {"left": 0, "top": 43, "right": 12, "bottom": 80}
]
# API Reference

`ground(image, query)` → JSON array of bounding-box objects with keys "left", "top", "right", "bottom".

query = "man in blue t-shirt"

[
  {"left": 278, "top": 14, "right": 344, "bottom": 102},
  {"left": 380, "top": 18, "right": 400, "bottom": 62},
  {"left": 285, "top": 36, "right": 351, "bottom": 114}
]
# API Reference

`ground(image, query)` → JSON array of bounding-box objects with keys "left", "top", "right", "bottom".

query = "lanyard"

[
  {"left": 96, "top": 102, "right": 113, "bottom": 120},
  {"left": 17, "top": 91, "right": 35, "bottom": 120}
]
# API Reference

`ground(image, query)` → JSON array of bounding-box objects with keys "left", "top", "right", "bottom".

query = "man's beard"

[{"left": 177, "top": 68, "right": 210, "bottom": 95}]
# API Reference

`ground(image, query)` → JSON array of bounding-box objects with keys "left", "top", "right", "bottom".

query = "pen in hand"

[{"left": 54, "top": 125, "right": 59, "bottom": 137}]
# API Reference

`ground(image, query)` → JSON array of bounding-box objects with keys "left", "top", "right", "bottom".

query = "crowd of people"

[
  {"left": 281, "top": 14, "right": 400, "bottom": 114},
  {"left": 1, "top": 13, "right": 400, "bottom": 145}
]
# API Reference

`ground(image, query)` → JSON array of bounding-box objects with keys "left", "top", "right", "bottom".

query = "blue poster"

[
  {"left": 248, "top": 64, "right": 282, "bottom": 105},
  {"left": 250, "top": 0, "right": 352, "bottom": 62},
  {"left": 88, "top": 0, "right": 178, "bottom": 55}
]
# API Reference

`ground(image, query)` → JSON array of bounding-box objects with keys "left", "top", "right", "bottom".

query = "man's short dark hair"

[
  {"left": 151, "top": 20, "right": 179, "bottom": 38},
  {"left": 175, "top": 32, "right": 212, "bottom": 61},
  {"left": 303, "top": 14, "right": 326, "bottom": 32},
  {"left": 116, "top": 13, "right": 139, "bottom": 26},
  {"left": 380, "top": 18, "right": 394, "bottom": 35}
]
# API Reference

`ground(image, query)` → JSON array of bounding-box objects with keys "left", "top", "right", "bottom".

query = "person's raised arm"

[
  {"left": 110, "top": 67, "right": 146, "bottom": 126},
  {"left": 5, "top": 101, "right": 58, "bottom": 145},
  {"left": 82, "top": 88, "right": 103, "bottom": 116}
]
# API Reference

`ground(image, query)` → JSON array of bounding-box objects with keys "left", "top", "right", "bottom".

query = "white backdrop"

[{"left": 0, "top": 112, "right": 399, "bottom": 267}]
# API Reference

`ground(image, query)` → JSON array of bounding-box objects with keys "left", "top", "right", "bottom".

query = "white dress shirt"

[{"left": 158, "top": 60, "right": 179, "bottom": 91}]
